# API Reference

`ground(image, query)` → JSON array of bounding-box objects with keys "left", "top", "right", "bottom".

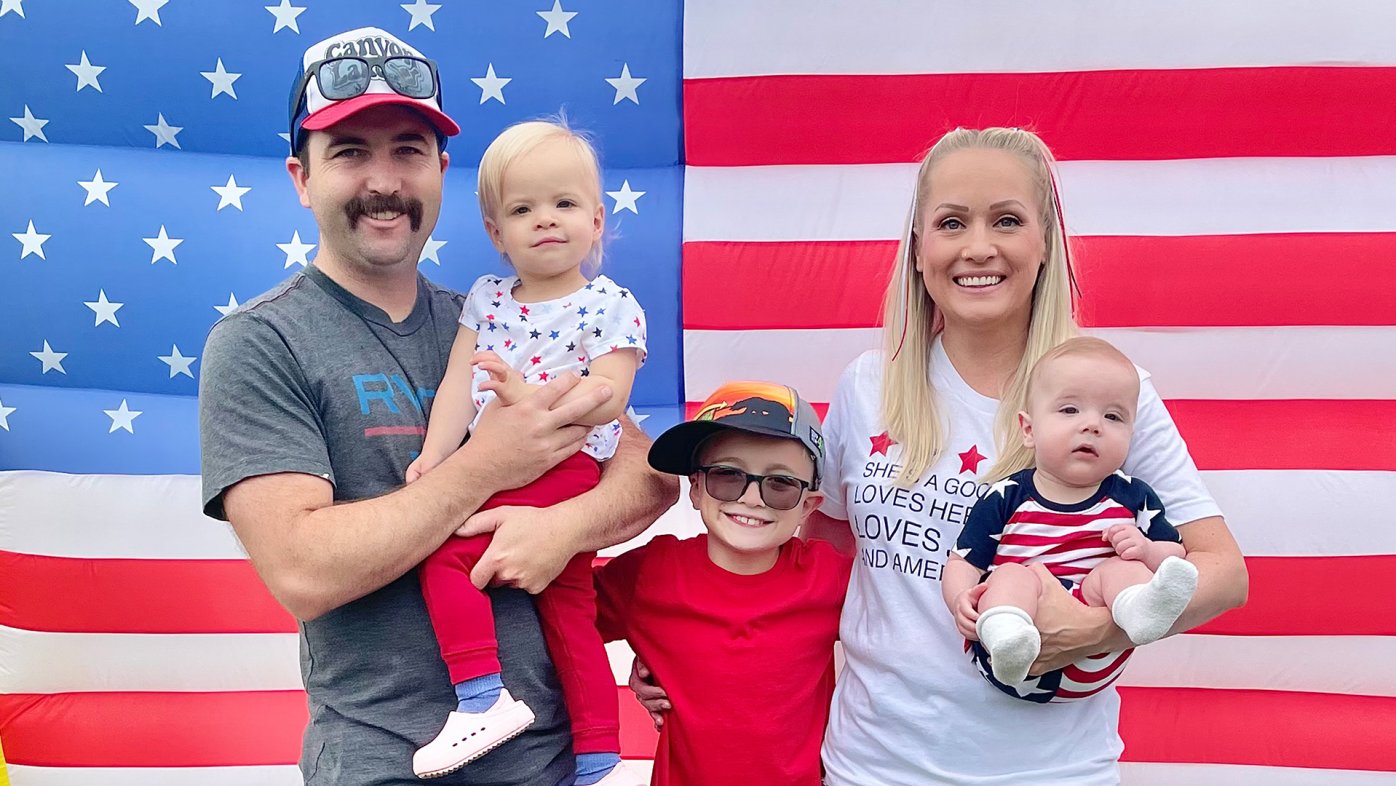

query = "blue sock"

[
  {"left": 453, "top": 673, "right": 504, "bottom": 713},
  {"left": 573, "top": 752, "right": 621, "bottom": 785}
]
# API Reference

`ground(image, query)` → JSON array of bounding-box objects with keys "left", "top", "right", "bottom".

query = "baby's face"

[{"left": 1022, "top": 353, "right": 1139, "bottom": 488}]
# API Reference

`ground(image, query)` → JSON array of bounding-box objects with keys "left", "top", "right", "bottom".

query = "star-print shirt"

[
  {"left": 459, "top": 273, "right": 647, "bottom": 461},
  {"left": 817, "top": 339, "right": 1221, "bottom": 786}
]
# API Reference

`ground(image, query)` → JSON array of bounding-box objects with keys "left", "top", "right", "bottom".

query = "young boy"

[
  {"left": 942, "top": 337, "right": 1200, "bottom": 701},
  {"left": 593, "top": 381, "right": 851, "bottom": 785}
]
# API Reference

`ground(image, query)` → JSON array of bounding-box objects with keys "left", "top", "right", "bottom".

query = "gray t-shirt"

[{"left": 199, "top": 265, "right": 572, "bottom": 786}]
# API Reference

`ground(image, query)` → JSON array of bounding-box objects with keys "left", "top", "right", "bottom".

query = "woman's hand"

[
  {"left": 1026, "top": 564, "right": 1130, "bottom": 675},
  {"left": 628, "top": 658, "right": 671, "bottom": 731}
]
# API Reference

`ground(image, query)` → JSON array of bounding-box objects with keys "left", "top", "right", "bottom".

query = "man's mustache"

[{"left": 345, "top": 194, "right": 424, "bottom": 232}]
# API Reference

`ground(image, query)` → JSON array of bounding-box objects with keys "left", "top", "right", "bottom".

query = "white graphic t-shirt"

[
  {"left": 459, "top": 273, "right": 647, "bottom": 461},
  {"left": 819, "top": 339, "right": 1221, "bottom": 786}
]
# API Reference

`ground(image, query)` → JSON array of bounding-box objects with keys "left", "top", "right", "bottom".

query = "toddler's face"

[
  {"left": 486, "top": 138, "right": 603, "bottom": 281},
  {"left": 689, "top": 432, "right": 820, "bottom": 563},
  {"left": 1021, "top": 353, "right": 1139, "bottom": 488}
]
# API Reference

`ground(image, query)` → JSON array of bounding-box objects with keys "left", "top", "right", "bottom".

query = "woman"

[{"left": 635, "top": 128, "right": 1247, "bottom": 784}]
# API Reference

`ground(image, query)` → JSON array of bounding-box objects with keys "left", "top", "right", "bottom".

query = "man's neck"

[{"left": 313, "top": 252, "right": 419, "bottom": 322}]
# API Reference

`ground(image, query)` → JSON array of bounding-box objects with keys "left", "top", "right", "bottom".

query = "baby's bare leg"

[
  {"left": 976, "top": 563, "right": 1044, "bottom": 685},
  {"left": 1080, "top": 557, "right": 1155, "bottom": 608}
]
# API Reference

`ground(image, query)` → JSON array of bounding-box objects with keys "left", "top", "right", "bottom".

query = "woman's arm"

[{"left": 1029, "top": 515, "right": 1247, "bottom": 674}]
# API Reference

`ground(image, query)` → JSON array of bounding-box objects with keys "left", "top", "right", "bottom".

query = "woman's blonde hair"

[
  {"left": 880, "top": 127, "right": 1077, "bottom": 486},
  {"left": 476, "top": 118, "right": 605, "bottom": 273}
]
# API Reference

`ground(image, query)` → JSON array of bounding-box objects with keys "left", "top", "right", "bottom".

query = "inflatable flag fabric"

[{"left": 3, "top": 1, "right": 1395, "bottom": 784}]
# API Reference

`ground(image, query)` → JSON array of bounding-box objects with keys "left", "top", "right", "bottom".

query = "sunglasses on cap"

[
  {"left": 288, "top": 55, "right": 443, "bottom": 141},
  {"left": 695, "top": 465, "right": 813, "bottom": 511}
]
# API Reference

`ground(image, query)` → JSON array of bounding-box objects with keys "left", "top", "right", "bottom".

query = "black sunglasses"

[
  {"left": 695, "top": 465, "right": 813, "bottom": 511},
  {"left": 288, "top": 55, "right": 443, "bottom": 146}
]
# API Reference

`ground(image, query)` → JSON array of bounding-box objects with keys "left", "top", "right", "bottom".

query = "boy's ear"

[
  {"left": 688, "top": 473, "right": 704, "bottom": 510},
  {"left": 1018, "top": 411, "right": 1034, "bottom": 449},
  {"left": 800, "top": 490, "right": 823, "bottom": 519}
]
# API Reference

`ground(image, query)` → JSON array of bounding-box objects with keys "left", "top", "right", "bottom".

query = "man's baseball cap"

[
  {"left": 648, "top": 381, "right": 826, "bottom": 488},
  {"left": 288, "top": 27, "right": 460, "bottom": 153}
]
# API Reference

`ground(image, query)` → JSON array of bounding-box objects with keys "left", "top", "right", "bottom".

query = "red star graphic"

[
  {"left": 494, "top": 290, "right": 504, "bottom": 298},
  {"left": 530, "top": 355, "right": 542, "bottom": 365},
  {"left": 539, "top": 371, "right": 550, "bottom": 382},
  {"left": 633, "top": 317, "right": 641, "bottom": 327},
  {"left": 503, "top": 339, "right": 512, "bottom": 348},
  {"left": 519, "top": 305, "right": 530, "bottom": 316},
  {"left": 869, "top": 431, "right": 897, "bottom": 456},
  {"left": 958, "top": 444, "right": 987, "bottom": 474}
]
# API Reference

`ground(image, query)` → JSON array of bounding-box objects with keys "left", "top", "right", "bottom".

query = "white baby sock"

[
  {"left": 976, "top": 605, "right": 1041, "bottom": 686},
  {"left": 1111, "top": 556, "right": 1200, "bottom": 646}
]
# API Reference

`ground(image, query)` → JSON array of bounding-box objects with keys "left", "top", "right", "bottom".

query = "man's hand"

[
  {"left": 463, "top": 372, "right": 611, "bottom": 495},
  {"left": 474, "top": 350, "right": 530, "bottom": 406},
  {"left": 458, "top": 505, "right": 575, "bottom": 593}
]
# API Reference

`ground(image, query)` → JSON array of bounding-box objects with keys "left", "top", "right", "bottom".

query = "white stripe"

[
  {"left": 1206, "top": 470, "right": 1396, "bottom": 557},
  {"left": 684, "top": 159, "right": 1396, "bottom": 241},
  {"left": 7, "top": 623, "right": 1392, "bottom": 699},
  {"left": 6, "top": 765, "right": 303, "bottom": 786},
  {"left": 0, "top": 625, "right": 301, "bottom": 693},
  {"left": 1119, "top": 762, "right": 1396, "bottom": 786},
  {"left": 5, "top": 469, "right": 1393, "bottom": 564},
  {"left": 684, "top": 328, "right": 877, "bottom": 403},
  {"left": 684, "top": 327, "right": 1396, "bottom": 403},
  {"left": 0, "top": 471, "right": 243, "bottom": 559},
  {"left": 3, "top": 758, "right": 655, "bottom": 784},
  {"left": 684, "top": 0, "right": 1396, "bottom": 77},
  {"left": 1091, "top": 327, "right": 1396, "bottom": 401},
  {"left": 1121, "top": 634, "right": 1396, "bottom": 697}
]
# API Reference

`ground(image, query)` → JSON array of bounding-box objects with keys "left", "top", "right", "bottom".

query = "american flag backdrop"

[{"left": 0, "top": 0, "right": 1393, "bottom": 784}]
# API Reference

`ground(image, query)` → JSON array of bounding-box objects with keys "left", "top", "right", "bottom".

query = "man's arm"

[
  {"left": 223, "top": 375, "right": 612, "bottom": 621},
  {"left": 461, "top": 416, "right": 680, "bottom": 592}
]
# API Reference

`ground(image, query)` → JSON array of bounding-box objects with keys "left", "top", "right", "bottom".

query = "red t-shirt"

[{"left": 594, "top": 534, "right": 852, "bottom": 786}]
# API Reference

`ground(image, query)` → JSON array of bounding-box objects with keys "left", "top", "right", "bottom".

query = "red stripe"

[
  {"left": 1063, "top": 649, "right": 1134, "bottom": 681},
  {"left": 0, "top": 551, "right": 295, "bottom": 634},
  {"left": 1075, "top": 234, "right": 1396, "bottom": 328},
  {"left": 685, "top": 68, "right": 1396, "bottom": 165},
  {"left": 683, "top": 234, "right": 1396, "bottom": 330},
  {"left": 997, "top": 532, "right": 1109, "bottom": 548},
  {"left": 1195, "top": 555, "right": 1396, "bottom": 637},
  {"left": 1118, "top": 687, "right": 1396, "bottom": 770},
  {"left": 0, "top": 692, "right": 306, "bottom": 767},
  {"left": 0, "top": 688, "right": 659, "bottom": 767},
  {"left": 688, "top": 399, "right": 1394, "bottom": 471},
  {"left": 683, "top": 241, "right": 892, "bottom": 330},
  {"left": 364, "top": 425, "right": 426, "bottom": 436},
  {"left": 1008, "top": 507, "right": 1133, "bottom": 527},
  {"left": 1166, "top": 400, "right": 1396, "bottom": 471}
]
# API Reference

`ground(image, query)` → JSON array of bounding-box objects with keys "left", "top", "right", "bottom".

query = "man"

[{"left": 198, "top": 27, "right": 676, "bottom": 786}]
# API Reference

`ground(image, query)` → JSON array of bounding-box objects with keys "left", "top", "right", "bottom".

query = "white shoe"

[
  {"left": 591, "top": 760, "right": 649, "bottom": 786},
  {"left": 413, "top": 690, "right": 536, "bottom": 779}
]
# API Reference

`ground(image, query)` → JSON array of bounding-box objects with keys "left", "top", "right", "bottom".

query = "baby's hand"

[
  {"left": 473, "top": 350, "right": 527, "bottom": 406},
  {"left": 952, "top": 584, "right": 988, "bottom": 640},
  {"left": 1105, "top": 524, "right": 1148, "bottom": 562}
]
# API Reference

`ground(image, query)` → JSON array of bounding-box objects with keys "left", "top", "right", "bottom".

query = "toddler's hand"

[
  {"left": 405, "top": 454, "right": 436, "bottom": 483},
  {"left": 952, "top": 584, "right": 988, "bottom": 640},
  {"left": 473, "top": 350, "right": 527, "bottom": 405},
  {"left": 1105, "top": 524, "right": 1148, "bottom": 562}
]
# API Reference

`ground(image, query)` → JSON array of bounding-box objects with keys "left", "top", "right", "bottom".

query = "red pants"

[{"left": 419, "top": 452, "right": 618, "bottom": 754}]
